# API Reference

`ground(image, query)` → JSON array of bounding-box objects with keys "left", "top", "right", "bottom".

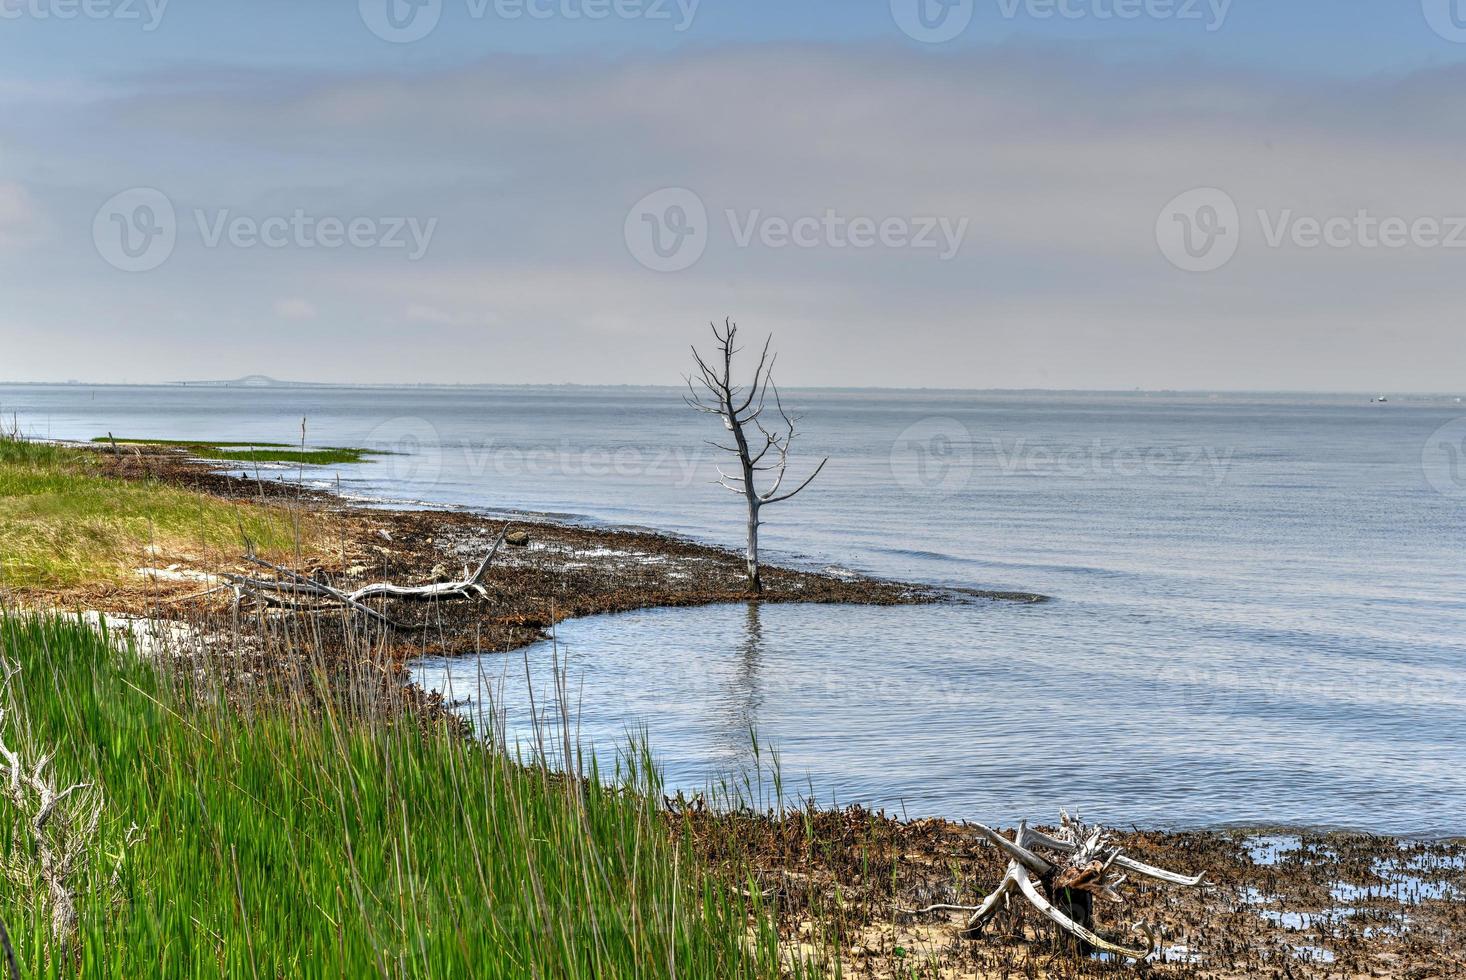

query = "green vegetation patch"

[
  {"left": 91, "top": 436, "right": 385, "bottom": 465},
  {"left": 1, "top": 436, "right": 318, "bottom": 588},
  {"left": 0, "top": 613, "right": 796, "bottom": 979}
]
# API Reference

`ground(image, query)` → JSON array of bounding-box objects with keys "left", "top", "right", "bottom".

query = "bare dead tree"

[{"left": 686, "top": 319, "right": 827, "bottom": 594}]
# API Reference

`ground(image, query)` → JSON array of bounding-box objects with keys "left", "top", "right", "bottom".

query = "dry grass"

[{"left": 0, "top": 435, "right": 334, "bottom": 593}]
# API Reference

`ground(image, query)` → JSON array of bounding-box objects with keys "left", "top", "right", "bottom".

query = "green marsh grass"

[
  {"left": 0, "top": 612, "right": 807, "bottom": 978},
  {"left": 0, "top": 436, "right": 319, "bottom": 589},
  {"left": 90, "top": 438, "right": 384, "bottom": 466}
]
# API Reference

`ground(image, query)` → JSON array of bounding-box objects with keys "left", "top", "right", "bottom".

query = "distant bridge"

[{"left": 170, "top": 375, "right": 302, "bottom": 387}]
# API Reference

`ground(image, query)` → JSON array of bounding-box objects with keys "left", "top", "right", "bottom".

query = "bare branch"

[{"left": 760, "top": 457, "right": 828, "bottom": 505}]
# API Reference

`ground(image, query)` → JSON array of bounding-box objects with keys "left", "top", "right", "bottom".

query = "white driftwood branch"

[
  {"left": 347, "top": 525, "right": 508, "bottom": 602},
  {"left": 905, "top": 812, "right": 1201, "bottom": 961},
  {"left": 1012, "top": 865, "right": 1155, "bottom": 960},
  {"left": 229, "top": 525, "right": 510, "bottom": 625},
  {"left": 0, "top": 661, "right": 106, "bottom": 942},
  {"left": 227, "top": 567, "right": 399, "bottom": 628},
  {"left": 964, "top": 865, "right": 1019, "bottom": 929},
  {"left": 972, "top": 821, "right": 1053, "bottom": 877},
  {"left": 1023, "top": 825, "right": 1206, "bottom": 886}
]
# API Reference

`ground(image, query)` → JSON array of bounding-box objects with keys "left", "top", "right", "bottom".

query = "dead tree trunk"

[{"left": 686, "top": 319, "right": 827, "bottom": 595}]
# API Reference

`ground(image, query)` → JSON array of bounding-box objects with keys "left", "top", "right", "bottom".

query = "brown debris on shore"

[{"left": 676, "top": 803, "right": 1465, "bottom": 978}]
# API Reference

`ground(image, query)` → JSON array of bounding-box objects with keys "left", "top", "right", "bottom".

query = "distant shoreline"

[{"left": 3, "top": 378, "right": 1461, "bottom": 399}]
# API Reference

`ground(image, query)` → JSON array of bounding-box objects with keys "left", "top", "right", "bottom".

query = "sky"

[{"left": 2, "top": 0, "right": 1465, "bottom": 390}]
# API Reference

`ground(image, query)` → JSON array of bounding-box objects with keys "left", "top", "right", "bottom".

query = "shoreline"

[
  {"left": 75, "top": 441, "right": 1045, "bottom": 657},
  {"left": 9, "top": 441, "right": 1465, "bottom": 977}
]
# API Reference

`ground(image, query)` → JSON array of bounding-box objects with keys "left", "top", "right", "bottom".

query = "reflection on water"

[
  {"left": 414, "top": 599, "right": 1466, "bottom": 836},
  {"left": 715, "top": 603, "right": 764, "bottom": 766}
]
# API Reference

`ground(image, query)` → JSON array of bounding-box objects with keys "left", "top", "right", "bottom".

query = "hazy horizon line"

[{"left": 0, "top": 378, "right": 1455, "bottom": 398}]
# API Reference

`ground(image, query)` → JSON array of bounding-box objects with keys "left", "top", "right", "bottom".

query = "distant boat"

[{"left": 1371, "top": 395, "right": 1388, "bottom": 403}]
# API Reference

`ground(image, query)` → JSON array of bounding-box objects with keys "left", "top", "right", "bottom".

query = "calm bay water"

[{"left": 5, "top": 383, "right": 1465, "bottom": 834}]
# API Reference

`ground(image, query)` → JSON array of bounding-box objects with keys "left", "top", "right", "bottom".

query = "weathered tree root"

[{"left": 900, "top": 810, "right": 1202, "bottom": 960}]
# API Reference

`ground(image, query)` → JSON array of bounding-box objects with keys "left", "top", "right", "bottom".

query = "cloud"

[
  {"left": 273, "top": 298, "right": 318, "bottom": 320},
  {"left": 4, "top": 44, "right": 1466, "bottom": 388},
  {"left": 0, "top": 181, "right": 42, "bottom": 249},
  {"left": 404, "top": 303, "right": 496, "bottom": 328}
]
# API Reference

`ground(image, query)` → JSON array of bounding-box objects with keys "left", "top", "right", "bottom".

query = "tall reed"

[{"left": 0, "top": 611, "right": 804, "bottom": 979}]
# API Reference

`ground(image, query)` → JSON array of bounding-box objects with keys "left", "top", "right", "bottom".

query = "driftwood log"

[
  {"left": 901, "top": 811, "right": 1203, "bottom": 960},
  {"left": 225, "top": 525, "right": 510, "bottom": 626}
]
